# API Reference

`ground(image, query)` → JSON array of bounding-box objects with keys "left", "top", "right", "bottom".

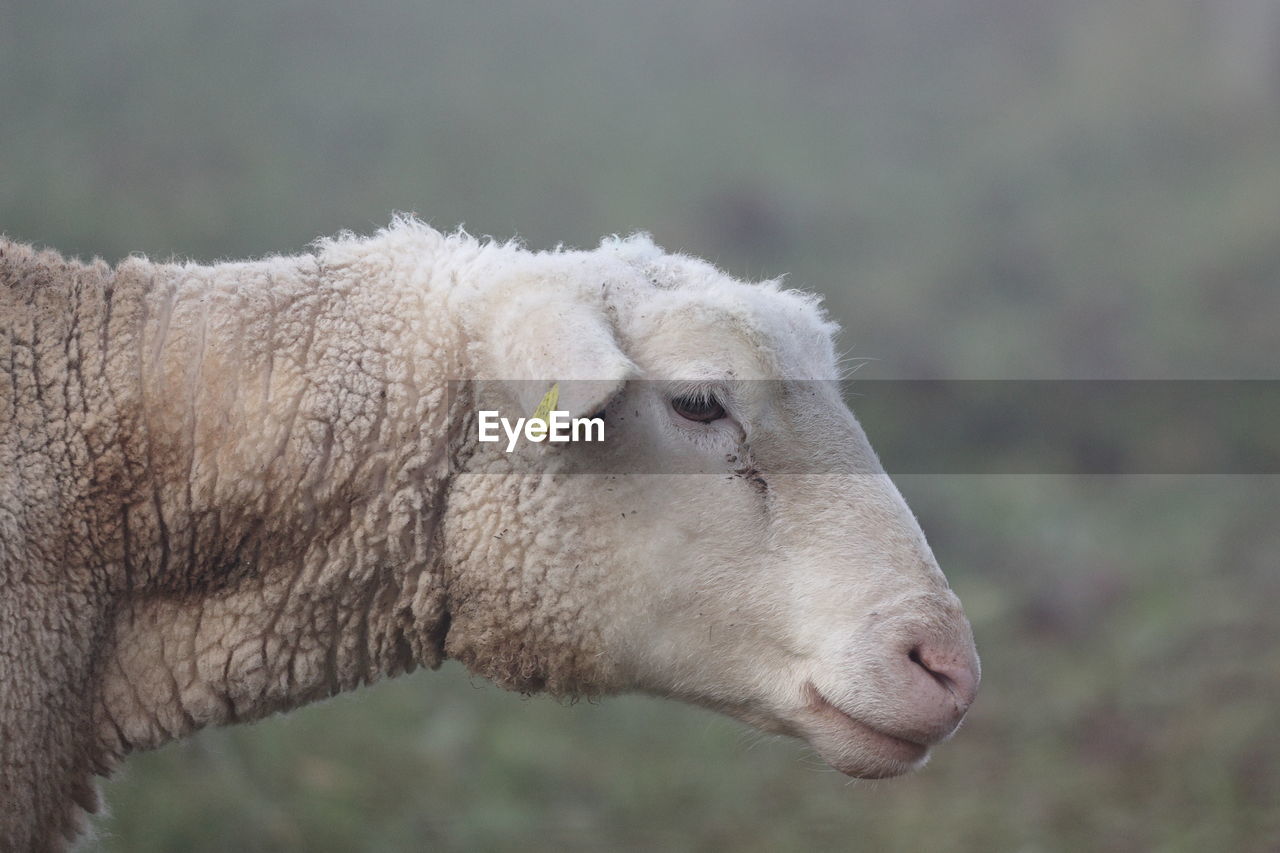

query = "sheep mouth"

[{"left": 797, "top": 682, "right": 931, "bottom": 779}]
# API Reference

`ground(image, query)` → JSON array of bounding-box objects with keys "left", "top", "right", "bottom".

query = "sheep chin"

[
  {"left": 676, "top": 686, "right": 930, "bottom": 779},
  {"left": 797, "top": 683, "right": 932, "bottom": 779}
]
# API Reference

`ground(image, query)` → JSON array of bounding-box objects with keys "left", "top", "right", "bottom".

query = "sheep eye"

[{"left": 671, "top": 394, "right": 726, "bottom": 423}]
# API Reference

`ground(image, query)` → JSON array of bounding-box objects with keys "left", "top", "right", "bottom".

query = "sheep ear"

[{"left": 482, "top": 290, "right": 634, "bottom": 418}]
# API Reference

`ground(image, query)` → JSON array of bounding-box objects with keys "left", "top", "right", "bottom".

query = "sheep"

[{"left": 0, "top": 218, "right": 980, "bottom": 851}]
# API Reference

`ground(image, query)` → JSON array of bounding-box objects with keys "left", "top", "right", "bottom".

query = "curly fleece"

[{"left": 0, "top": 219, "right": 674, "bottom": 850}]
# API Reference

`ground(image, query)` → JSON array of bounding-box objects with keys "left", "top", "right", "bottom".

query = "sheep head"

[{"left": 443, "top": 235, "right": 979, "bottom": 780}]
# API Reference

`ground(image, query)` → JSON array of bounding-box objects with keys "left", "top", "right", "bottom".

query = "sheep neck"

[{"left": 82, "top": 249, "right": 463, "bottom": 757}]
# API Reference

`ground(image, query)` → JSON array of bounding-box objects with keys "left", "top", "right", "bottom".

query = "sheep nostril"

[
  {"left": 908, "top": 645, "right": 951, "bottom": 691},
  {"left": 908, "top": 643, "right": 978, "bottom": 712}
]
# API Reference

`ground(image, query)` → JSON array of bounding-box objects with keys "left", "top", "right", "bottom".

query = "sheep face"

[
  {"left": 593, "top": 382, "right": 980, "bottom": 780},
  {"left": 443, "top": 242, "right": 979, "bottom": 780}
]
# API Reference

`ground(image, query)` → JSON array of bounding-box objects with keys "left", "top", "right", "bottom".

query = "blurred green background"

[{"left": 3, "top": 1, "right": 1278, "bottom": 850}]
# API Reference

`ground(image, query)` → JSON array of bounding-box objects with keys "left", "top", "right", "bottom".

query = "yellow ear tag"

[{"left": 528, "top": 383, "right": 559, "bottom": 439}]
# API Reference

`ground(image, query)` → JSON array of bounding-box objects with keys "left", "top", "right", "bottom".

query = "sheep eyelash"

[{"left": 664, "top": 381, "right": 727, "bottom": 410}]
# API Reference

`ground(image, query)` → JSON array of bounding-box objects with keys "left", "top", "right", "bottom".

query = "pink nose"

[
  {"left": 909, "top": 643, "right": 979, "bottom": 712},
  {"left": 891, "top": 637, "right": 980, "bottom": 744}
]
